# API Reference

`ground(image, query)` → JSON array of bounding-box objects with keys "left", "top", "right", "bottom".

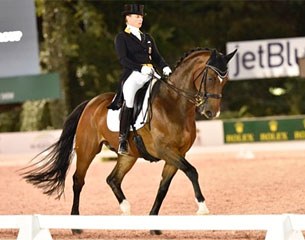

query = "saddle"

[
  {"left": 106, "top": 79, "right": 160, "bottom": 162},
  {"left": 107, "top": 80, "right": 155, "bottom": 132}
]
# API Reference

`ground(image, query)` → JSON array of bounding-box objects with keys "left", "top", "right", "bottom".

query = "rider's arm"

[{"left": 148, "top": 35, "right": 168, "bottom": 71}]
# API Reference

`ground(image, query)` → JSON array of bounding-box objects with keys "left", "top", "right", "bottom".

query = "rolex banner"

[{"left": 224, "top": 116, "right": 305, "bottom": 143}]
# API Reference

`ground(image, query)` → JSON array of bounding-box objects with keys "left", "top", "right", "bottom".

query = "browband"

[{"left": 206, "top": 64, "right": 228, "bottom": 78}]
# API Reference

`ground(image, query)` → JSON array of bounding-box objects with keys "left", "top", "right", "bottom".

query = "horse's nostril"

[{"left": 205, "top": 111, "right": 213, "bottom": 119}]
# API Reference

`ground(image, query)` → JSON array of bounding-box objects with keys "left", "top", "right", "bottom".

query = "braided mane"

[{"left": 173, "top": 47, "right": 212, "bottom": 70}]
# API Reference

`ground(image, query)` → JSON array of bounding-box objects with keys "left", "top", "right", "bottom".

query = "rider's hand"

[
  {"left": 163, "top": 66, "right": 172, "bottom": 76},
  {"left": 141, "top": 66, "right": 153, "bottom": 75}
]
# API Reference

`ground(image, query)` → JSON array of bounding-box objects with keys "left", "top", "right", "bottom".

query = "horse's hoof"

[
  {"left": 120, "top": 199, "right": 131, "bottom": 215},
  {"left": 150, "top": 229, "right": 162, "bottom": 235},
  {"left": 196, "top": 200, "right": 210, "bottom": 215},
  {"left": 72, "top": 229, "right": 83, "bottom": 234}
]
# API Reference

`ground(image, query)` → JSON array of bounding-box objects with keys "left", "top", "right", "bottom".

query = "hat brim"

[{"left": 122, "top": 11, "right": 146, "bottom": 16}]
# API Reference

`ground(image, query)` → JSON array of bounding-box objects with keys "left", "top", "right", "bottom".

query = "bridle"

[
  {"left": 159, "top": 63, "right": 226, "bottom": 107},
  {"left": 195, "top": 64, "right": 225, "bottom": 106}
]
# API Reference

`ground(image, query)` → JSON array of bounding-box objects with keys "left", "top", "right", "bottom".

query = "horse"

[{"left": 22, "top": 48, "right": 236, "bottom": 235}]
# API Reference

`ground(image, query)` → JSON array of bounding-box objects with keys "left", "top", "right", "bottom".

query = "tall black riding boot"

[{"left": 118, "top": 106, "right": 133, "bottom": 155}]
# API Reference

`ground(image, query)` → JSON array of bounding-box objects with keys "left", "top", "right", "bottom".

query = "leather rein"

[{"left": 159, "top": 64, "right": 225, "bottom": 107}]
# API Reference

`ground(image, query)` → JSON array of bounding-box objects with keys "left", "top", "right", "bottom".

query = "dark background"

[{"left": 1, "top": 0, "right": 305, "bottom": 132}]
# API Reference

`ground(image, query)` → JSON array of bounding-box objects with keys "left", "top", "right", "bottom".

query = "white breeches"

[{"left": 123, "top": 71, "right": 151, "bottom": 108}]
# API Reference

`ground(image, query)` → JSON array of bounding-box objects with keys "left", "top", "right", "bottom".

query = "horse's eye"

[{"left": 208, "top": 77, "right": 213, "bottom": 81}]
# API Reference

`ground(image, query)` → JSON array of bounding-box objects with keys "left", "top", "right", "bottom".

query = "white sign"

[
  {"left": 0, "top": 0, "right": 39, "bottom": 78},
  {"left": 226, "top": 37, "right": 305, "bottom": 80},
  {"left": 0, "top": 130, "right": 61, "bottom": 155}
]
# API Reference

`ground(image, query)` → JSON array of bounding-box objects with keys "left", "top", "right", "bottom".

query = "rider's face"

[{"left": 126, "top": 14, "right": 143, "bottom": 28}]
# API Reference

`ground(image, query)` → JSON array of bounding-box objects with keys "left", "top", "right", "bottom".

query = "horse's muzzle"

[
  {"left": 203, "top": 110, "right": 214, "bottom": 119},
  {"left": 198, "top": 104, "right": 220, "bottom": 119}
]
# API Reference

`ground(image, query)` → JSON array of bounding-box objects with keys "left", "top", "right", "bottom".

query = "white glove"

[
  {"left": 141, "top": 66, "right": 153, "bottom": 75},
  {"left": 163, "top": 66, "right": 172, "bottom": 76},
  {"left": 153, "top": 72, "right": 161, "bottom": 79}
]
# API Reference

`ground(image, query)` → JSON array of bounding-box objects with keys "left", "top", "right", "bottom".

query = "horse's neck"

[
  {"left": 156, "top": 68, "right": 196, "bottom": 120},
  {"left": 160, "top": 55, "right": 203, "bottom": 106},
  {"left": 170, "top": 52, "right": 206, "bottom": 93},
  {"left": 153, "top": 52, "right": 207, "bottom": 121}
]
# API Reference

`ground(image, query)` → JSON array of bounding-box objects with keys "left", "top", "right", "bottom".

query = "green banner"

[
  {"left": 0, "top": 73, "right": 61, "bottom": 104},
  {"left": 224, "top": 117, "right": 305, "bottom": 143}
]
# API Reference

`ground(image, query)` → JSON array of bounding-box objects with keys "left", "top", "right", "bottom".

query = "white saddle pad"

[{"left": 107, "top": 79, "right": 156, "bottom": 132}]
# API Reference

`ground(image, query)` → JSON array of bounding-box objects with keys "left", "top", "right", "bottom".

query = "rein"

[{"left": 159, "top": 65, "right": 223, "bottom": 107}]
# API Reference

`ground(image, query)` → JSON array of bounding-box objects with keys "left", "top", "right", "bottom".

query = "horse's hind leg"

[
  {"left": 71, "top": 140, "right": 100, "bottom": 234},
  {"left": 106, "top": 155, "right": 137, "bottom": 215}
]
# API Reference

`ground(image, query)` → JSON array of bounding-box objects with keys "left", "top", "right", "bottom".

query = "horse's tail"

[{"left": 21, "top": 100, "right": 89, "bottom": 199}]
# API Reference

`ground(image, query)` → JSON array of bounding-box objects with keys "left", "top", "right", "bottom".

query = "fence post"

[
  {"left": 265, "top": 215, "right": 304, "bottom": 240},
  {"left": 283, "top": 215, "right": 304, "bottom": 240},
  {"left": 17, "top": 215, "right": 53, "bottom": 240},
  {"left": 17, "top": 215, "right": 33, "bottom": 240}
]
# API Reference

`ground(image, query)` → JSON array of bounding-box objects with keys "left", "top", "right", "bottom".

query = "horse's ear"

[
  {"left": 225, "top": 49, "right": 237, "bottom": 63},
  {"left": 210, "top": 49, "right": 217, "bottom": 60}
]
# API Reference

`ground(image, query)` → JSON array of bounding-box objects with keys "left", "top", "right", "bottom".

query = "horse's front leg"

[
  {"left": 177, "top": 156, "right": 209, "bottom": 215},
  {"left": 106, "top": 155, "right": 137, "bottom": 215},
  {"left": 149, "top": 163, "right": 178, "bottom": 235},
  {"left": 161, "top": 151, "right": 209, "bottom": 215}
]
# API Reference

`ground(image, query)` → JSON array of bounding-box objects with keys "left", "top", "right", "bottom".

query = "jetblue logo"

[{"left": 226, "top": 37, "right": 305, "bottom": 80}]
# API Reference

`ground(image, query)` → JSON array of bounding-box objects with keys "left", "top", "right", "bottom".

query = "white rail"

[{"left": 0, "top": 214, "right": 304, "bottom": 240}]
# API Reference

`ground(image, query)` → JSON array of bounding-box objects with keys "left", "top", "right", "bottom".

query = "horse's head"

[{"left": 195, "top": 49, "right": 237, "bottom": 119}]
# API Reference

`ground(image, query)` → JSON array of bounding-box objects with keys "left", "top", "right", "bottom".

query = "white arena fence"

[{"left": 0, "top": 214, "right": 305, "bottom": 240}]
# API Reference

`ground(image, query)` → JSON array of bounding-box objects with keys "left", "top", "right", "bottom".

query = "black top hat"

[{"left": 122, "top": 4, "right": 145, "bottom": 16}]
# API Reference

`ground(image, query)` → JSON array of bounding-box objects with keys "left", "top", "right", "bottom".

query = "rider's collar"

[{"left": 125, "top": 24, "right": 141, "bottom": 35}]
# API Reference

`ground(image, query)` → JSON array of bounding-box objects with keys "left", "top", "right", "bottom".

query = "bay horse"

[{"left": 22, "top": 48, "right": 236, "bottom": 235}]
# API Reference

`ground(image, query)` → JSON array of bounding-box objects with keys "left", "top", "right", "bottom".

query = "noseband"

[{"left": 160, "top": 64, "right": 225, "bottom": 108}]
